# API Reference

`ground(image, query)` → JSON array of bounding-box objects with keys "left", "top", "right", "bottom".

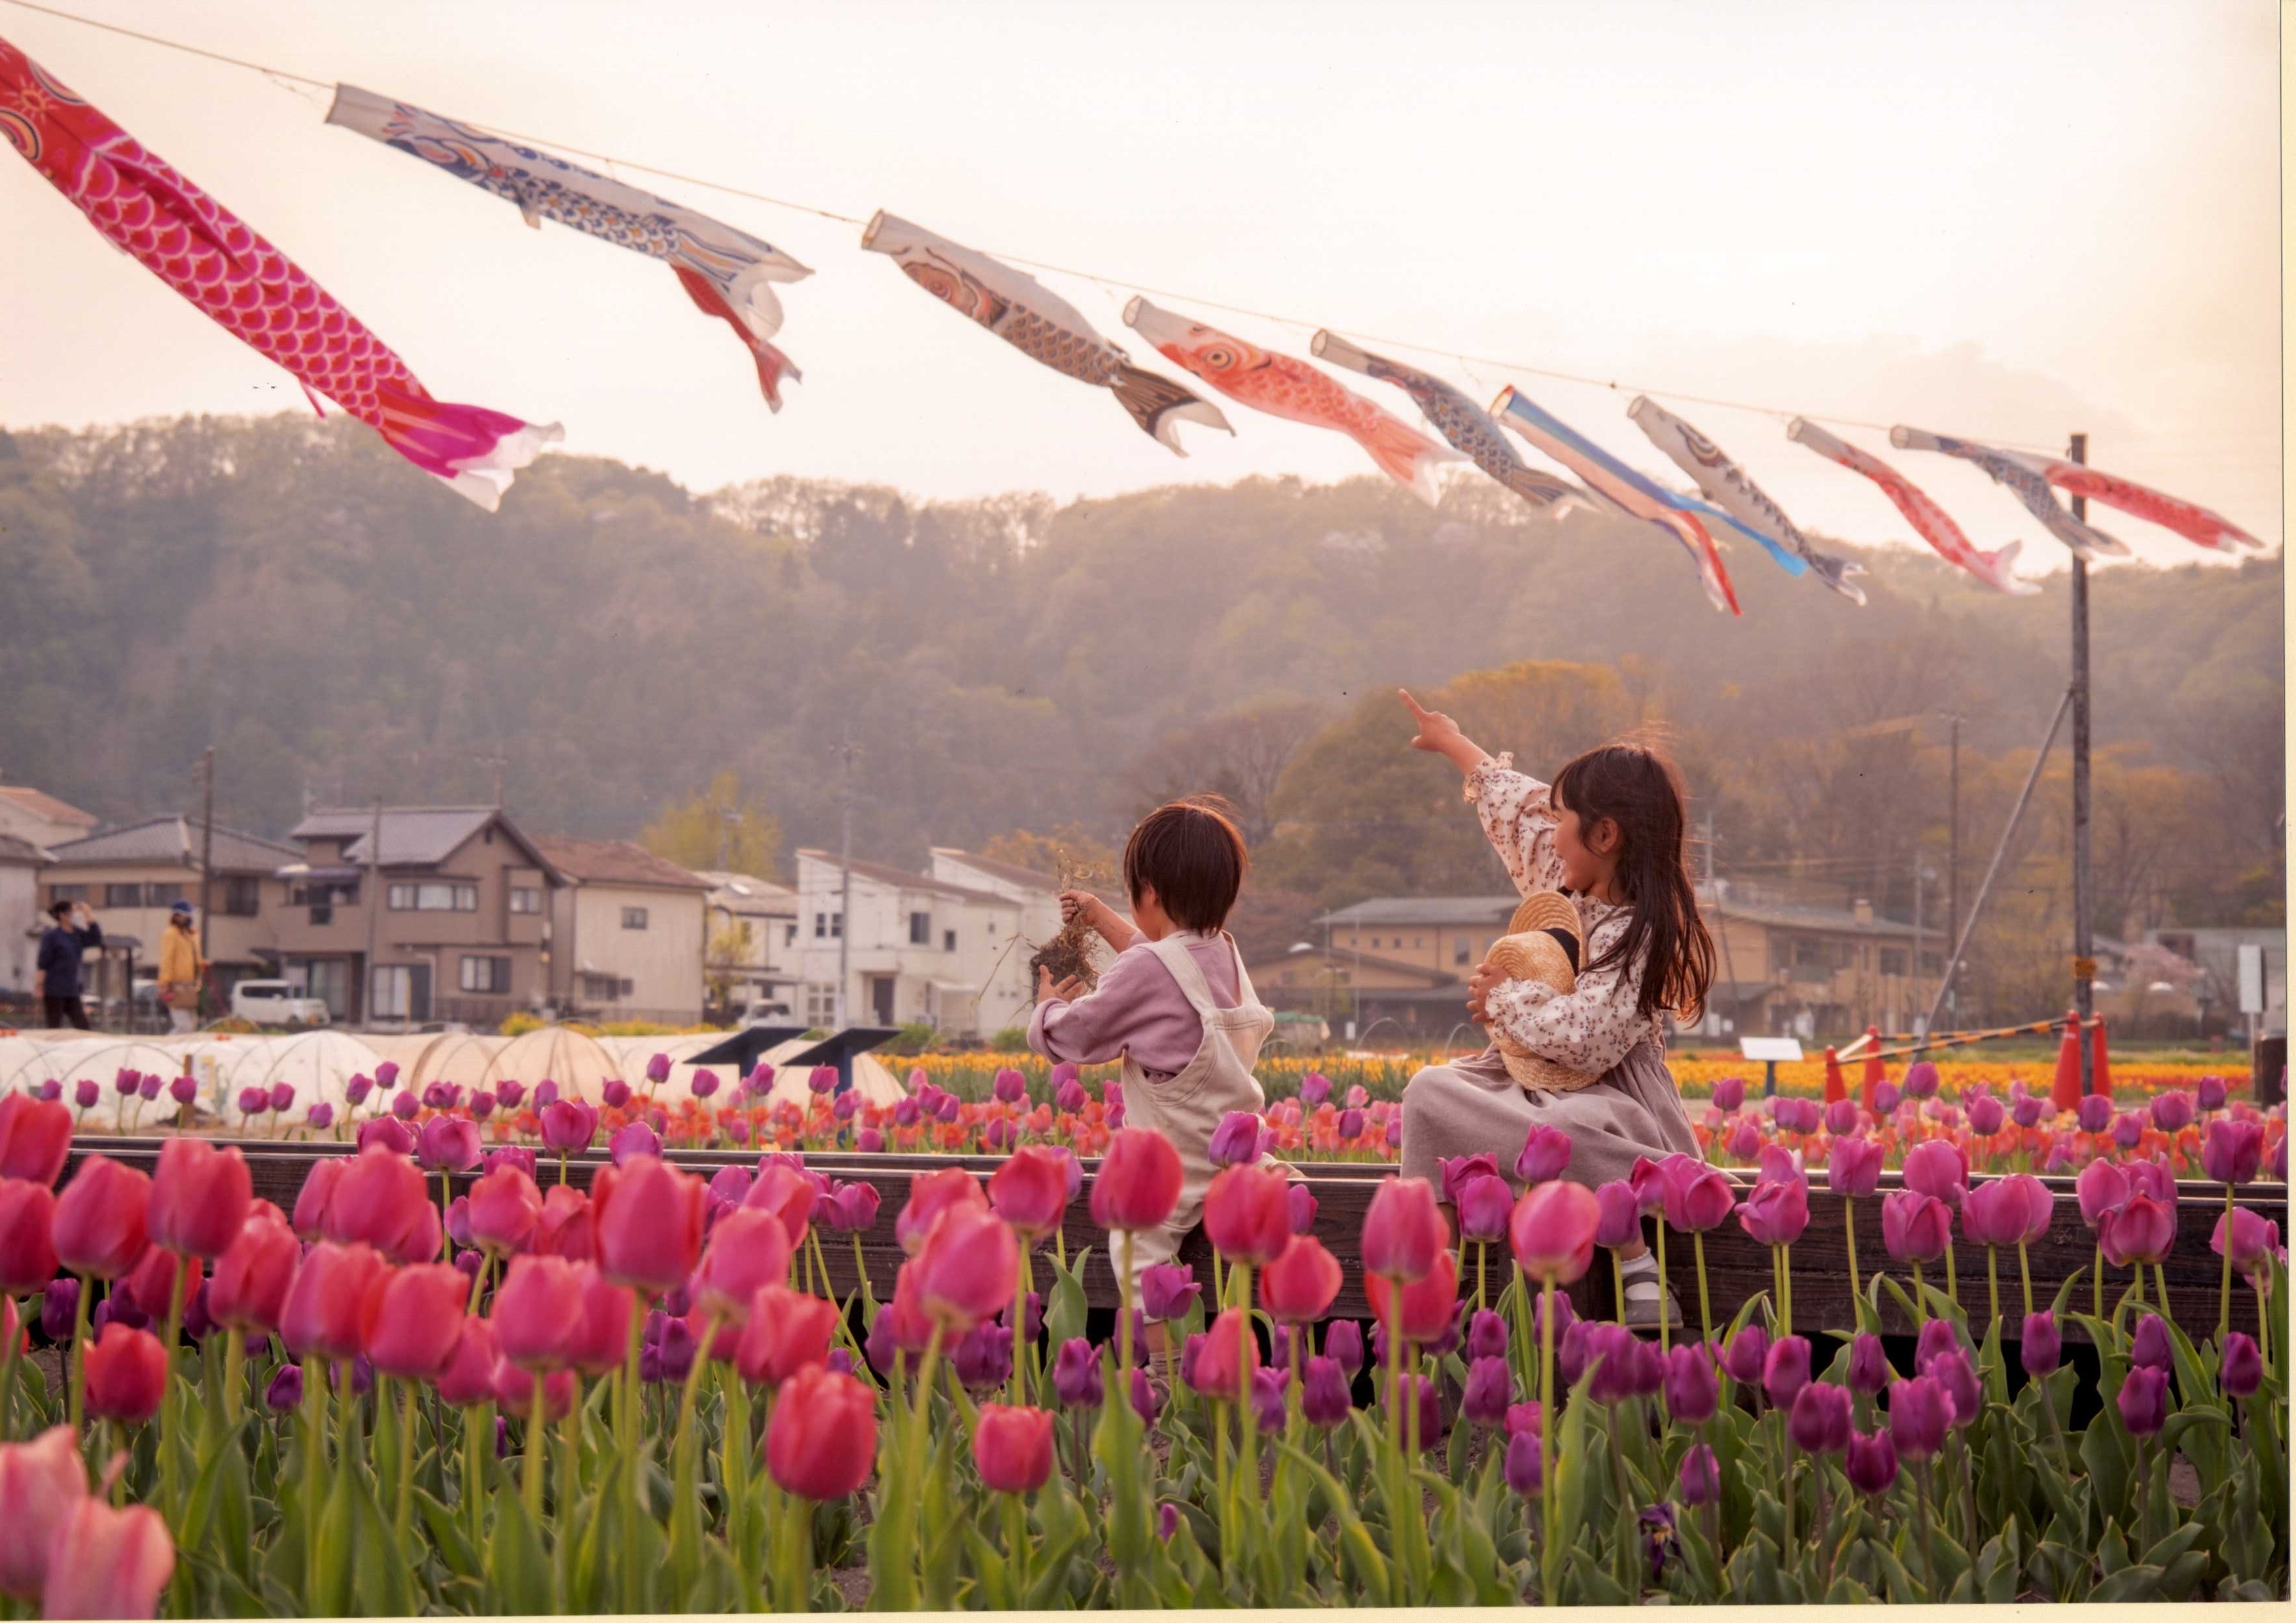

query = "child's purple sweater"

[{"left": 1025, "top": 930, "right": 1241, "bottom": 1082}]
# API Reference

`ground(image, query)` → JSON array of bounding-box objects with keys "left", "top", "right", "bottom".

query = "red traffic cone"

[
  {"left": 1860, "top": 1026, "right": 1886, "bottom": 1111},
  {"left": 2051, "top": 1010, "right": 2083, "bottom": 1111},
  {"left": 2088, "top": 1017, "right": 2112, "bottom": 1102},
  {"left": 1823, "top": 1046, "right": 1845, "bottom": 1105}
]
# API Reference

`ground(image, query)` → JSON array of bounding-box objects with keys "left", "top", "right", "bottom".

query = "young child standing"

[
  {"left": 1396, "top": 689, "right": 1713, "bottom": 1327},
  {"left": 1030, "top": 798, "right": 1279, "bottom": 1295}
]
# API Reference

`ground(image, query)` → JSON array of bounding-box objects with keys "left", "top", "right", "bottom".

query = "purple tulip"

[
  {"left": 1788, "top": 1382, "right": 1852, "bottom": 1454},
  {"left": 656, "top": 1317, "right": 696, "bottom": 1384},
  {"left": 1871, "top": 1081, "right": 1901, "bottom": 1115},
  {"left": 744, "top": 1064, "right": 774, "bottom": 1098},
  {"left": 306, "top": 1102, "right": 335, "bottom": 1130},
  {"left": 418, "top": 1113, "right": 482, "bottom": 1173},
  {"left": 2074, "top": 1093, "right": 2113, "bottom": 1133},
  {"left": 610, "top": 1121, "right": 662, "bottom": 1166},
  {"left": 953, "top": 1321, "right": 1013, "bottom": 1392},
  {"left": 540, "top": 1099, "right": 599, "bottom": 1153},
  {"left": 136, "top": 1073, "right": 161, "bottom": 1101},
  {"left": 1762, "top": 1335, "right": 1812, "bottom": 1410},
  {"left": 68, "top": 1077, "right": 97, "bottom": 1111},
  {"left": 2149, "top": 1091, "right": 2193, "bottom": 1132},
  {"left": 1594, "top": 1181, "right": 1642, "bottom": 1249},
  {"left": 1130, "top": 1367, "right": 1159, "bottom": 1427},
  {"left": 1828, "top": 1136, "right": 1884, "bottom": 1198},
  {"left": 2111, "top": 1111, "right": 2145, "bottom": 1150},
  {"left": 460, "top": 1091, "right": 491, "bottom": 1122},
  {"left": 2221, "top": 1332, "right": 2263, "bottom": 1399},
  {"left": 1824, "top": 1099, "right": 1859, "bottom": 1136},
  {"left": 1711, "top": 1075, "right": 1746, "bottom": 1112},
  {"left": 1515, "top": 1124, "right": 1573, "bottom": 1184},
  {"left": 1251, "top": 1366, "right": 1288, "bottom": 1435},
  {"left": 1295, "top": 1070, "right": 1331, "bottom": 1109},
  {"left": 1966, "top": 1096, "right": 2005, "bottom": 1136},
  {"left": 531, "top": 1080, "right": 561, "bottom": 1110},
  {"left": 2197, "top": 1074, "right": 2229, "bottom": 1112},
  {"left": 1903, "top": 1061, "right": 1940, "bottom": 1099},
  {"left": 1915, "top": 1318, "right": 1962, "bottom": 1374},
  {"left": 164, "top": 1073, "right": 195, "bottom": 1107},
  {"left": 1663, "top": 1344, "right": 1718, "bottom": 1424},
  {"left": 1847, "top": 1333, "right": 1890, "bottom": 1394},
  {"left": 1049, "top": 1338, "right": 1101, "bottom": 1408},
  {"left": 1286, "top": 1183, "right": 1319, "bottom": 1236},
  {"left": 1887, "top": 1375, "right": 1951, "bottom": 1460},
  {"left": 601, "top": 1079, "right": 631, "bottom": 1109},
  {"left": 43, "top": 1278, "right": 80, "bottom": 1340},
  {"left": 812, "top": 1067, "right": 841, "bottom": 1097},
  {"left": 266, "top": 1363, "right": 305, "bottom": 1413},
  {"left": 2204, "top": 1119, "right": 2265, "bottom": 1185},
  {"left": 237, "top": 1087, "right": 268, "bottom": 1115},
  {"left": 1504, "top": 1429, "right": 1544, "bottom": 1496},
  {"left": 387, "top": 1088, "right": 418, "bottom": 1121},
  {"left": 113, "top": 1068, "right": 141, "bottom": 1097},
  {"left": 495, "top": 1079, "right": 526, "bottom": 1110},
  {"left": 1845, "top": 1427, "right": 1899, "bottom": 1494},
  {"left": 422, "top": 1083, "right": 452, "bottom": 1110},
  {"left": 2021, "top": 1312, "right": 2061, "bottom": 1377},
  {"left": 1928, "top": 1349, "right": 1982, "bottom": 1428},
  {"left": 2117, "top": 1366, "right": 2168, "bottom": 1436},
  {"left": 1301, "top": 1355, "right": 1351, "bottom": 1428},
  {"left": 1533, "top": 1289, "right": 1576, "bottom": 1346},
  {"left": 1462, "top": 1356, "right": 1513, "bottom": 1426},
  {"left": 485, "top": 1145, "right": 537, "bottom": 1180},
  {"left": 343, "top": 1073, "right": 374, "bottom": 1107},
  {"left": 1721, "top": 1323, "right": 1769, "bottom": 1387},
  {"left": 356, "top": 1116, "right": 414, "bottom": 1155},
  {"left": 1457, "top": 1174, "right": 1513, "bottom": 1244},
  {"left": 2129, "top": 1314, "right": 2172, "bottom": 1372},
  {"left": 1208, "top": 1111, "right": 1267, "bottom": 1168},
  {"left": 2011, "top": 1094, "right": 2045, "bottom": 1128},
  {"left": 1676, "top": 1442, "right": 1719, "bottom": 1506},
  {"left": 1467, "top": 1308, "right": 1508, "bottom": 1363},
  {"left": 1337, "top": 1108, "right": 1366, "bottom": 1140},
  {"left": 1324, "top": 1319, "right": 1364, "bottom": 1376}
]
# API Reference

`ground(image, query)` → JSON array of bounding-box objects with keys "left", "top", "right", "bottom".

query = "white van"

[{"left": 231, "top": 980, "right": 332, "bottom": 1028}]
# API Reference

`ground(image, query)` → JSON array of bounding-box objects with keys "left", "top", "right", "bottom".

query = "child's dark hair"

[
  {"left": 1551, "top": 740, "right": 1715, "bottom": 1022},
  {"left": 1123, "top": 797, "right": 1248, "bottom": 934}
]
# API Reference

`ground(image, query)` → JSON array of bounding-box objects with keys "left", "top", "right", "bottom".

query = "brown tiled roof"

[
  {"left": 532, "top": 835, "right": 711, "bottom": 890},
  {"left": 0, "top": 786, "right": 96, "bottom": 828}
]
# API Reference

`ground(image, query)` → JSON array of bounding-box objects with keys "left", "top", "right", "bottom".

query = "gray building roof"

[
  {"left": 1713, "top": 899, "right": 1916, "bottom": 939},
  {"left": 0, "top": 833, "right": 45, "bottom": 866},
  {"left": 292, "top": 806, "right": 558, "bottom": 875},
  {"left": 46, "top": 816, "right": 300, "bottom": 873},
  {"left": 1315, "top": 896, "right": 1521, "bottom": 928}
]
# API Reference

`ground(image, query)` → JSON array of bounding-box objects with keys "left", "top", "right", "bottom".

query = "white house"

[
  {"left": 693, "top": 869, "right": 801, "bottom": 1017},
  {"left": 1, "top": 834, "right": 44, "bottom": 996},
  {"left": 792, "top": 850, "right": 1040, "bottom": 1038},
  {"left": 0, "top": 784, "right": 96, "bottom": 852},
  {"left": 533, "top": 837, "right": 711, "bottom": 1025},
  {"left": 928, "top": 848, "right": 1063, "bottom": 1028}
]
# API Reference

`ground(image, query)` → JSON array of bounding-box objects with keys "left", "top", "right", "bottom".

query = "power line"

[{"left": 0, "top": 0, "right": 2083, "bottom": 455}]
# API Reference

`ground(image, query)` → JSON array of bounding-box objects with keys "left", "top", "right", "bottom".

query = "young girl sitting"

[
  {"left": 1030, "top": 797, "right": 1280, "bottom": 1297},
  {"left": 1396, "top": 689, "right": 1714, "bottom": 1329}
]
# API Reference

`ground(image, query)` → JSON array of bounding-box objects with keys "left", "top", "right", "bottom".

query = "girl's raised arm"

[{"left": 1400, "top": 689, "right": 1492, "bottom": 777}]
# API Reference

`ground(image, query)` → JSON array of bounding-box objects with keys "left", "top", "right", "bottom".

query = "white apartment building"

[
  {"left": 694, "top": 869, "right": 801, "bottom": 1016},
  {"left": 792, "top": 848, "right": 1053, "bottom": 1038}
]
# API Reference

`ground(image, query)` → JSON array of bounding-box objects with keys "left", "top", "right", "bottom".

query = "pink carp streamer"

[
  {"left": 1123, "top": 298, "right": 1459, "bottom": 504},
  {"left": 0, "top": 39, "right": 557, "bottom": 510},
  {"left": 1788, "top": 419, "right": 2036, "bottom": 596},
  {"left": 1949, "top": 440, "right": 2260, "bottom": 554}
]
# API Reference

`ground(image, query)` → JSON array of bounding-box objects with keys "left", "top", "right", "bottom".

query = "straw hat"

[{"left": 1485, "top": 891, "right": 1598, "bottom": 1094}]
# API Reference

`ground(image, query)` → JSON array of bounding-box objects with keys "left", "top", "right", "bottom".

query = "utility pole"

[
  {"left": 836, "top": 742, "right": 856, "bottom": 1030},
  {"left": 1946, "top": 712, "right": 1960, "bottom": 1021},
  {"left": 196, "top": 748, "right": 215, "bottom": 960},
  {"left": 365, "top": 797, "right": 383, "bottom": 1027},
  {"left": 2070, "top": 432, "right": 2095, "bottom": 1096},
  {"left": 1910, "top": 857, "right": 1922, "bottom": 1036}
]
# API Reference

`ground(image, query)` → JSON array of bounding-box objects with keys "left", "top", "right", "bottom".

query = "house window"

[
  {"left": 221, "top": 876, "right": 260, "bottom": 916},
  {"left": 372, "top": 966, "right": 413, "bottom": 1021},
  {"left": 582, "top": 973, "right": 626, "bottom": 1002},
  {"left": 737, "top": 922, "right": 754, "bottom": 949},
  {"left": 1879, "top": 948, "right": 1909, "bottom": 977},
  {"left": 1455, "top": 941, "right": 1471, "bottom": 966},
  {"left": 458, "top": 954, "right": 512, "bottom": 994},
  {"left": 805, "top": 984, "right": 837, "bottom": 1024},
  {"left": 909, "top": 911, "right": 931, "bottom": 945},
  {"left": 509, "top": 886, "right": 543, "bottom": 915},
  {"left": 46, "top": 884, "right": 87, "bottom": 905},
  {"left": 105, "top": 883, "right": 144, "bottom": 908},
  {"left": 389, "top": 882, "right": 477, "bottom": 911},
  {"left": 622, "top": 906, "right": 649, "bottom": 930},
  {"left": 785, "top": 924, "right": 798, "bottom": 947},
  {"left": 814, "top": 911, "right": 843, "bottom": 939},
  {"left": 944, "top": 929, "right": 957, "bottom": 952},
  {"left": 147, "top": 883, "right": 185, "bottom": 907},
  {"left": 1920, "top": 952, "right": 1945, "bottom": 976}
]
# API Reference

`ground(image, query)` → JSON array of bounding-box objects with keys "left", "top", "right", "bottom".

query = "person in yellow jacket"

[{"left": 158, "top": 900, "right": 209, "bottom": 1032}]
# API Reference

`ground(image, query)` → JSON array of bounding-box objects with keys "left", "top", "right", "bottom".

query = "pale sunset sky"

[{"left": 0, "top": 0, "right": 2280, "bottom": 574}]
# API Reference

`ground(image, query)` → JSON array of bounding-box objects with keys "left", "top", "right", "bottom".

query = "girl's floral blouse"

[{"left": 1466, "top": 752, "right": 1664, "bottom": 1077}]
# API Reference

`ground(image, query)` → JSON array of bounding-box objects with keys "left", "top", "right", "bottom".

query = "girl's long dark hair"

[{"left": 1552, "top": 740, "right": 1715, "bottom": 1024}]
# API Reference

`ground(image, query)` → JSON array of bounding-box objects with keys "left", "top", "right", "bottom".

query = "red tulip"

[
  {"left": 1191, "top": 1305, "right": 1252, "bottom": 1398},
  {"left": 692, "top": 1207, "right": 794, "bottom": 1322},
  {"left": 0, "top": 1094, "right": 69, "bottom": 1188},
  {"left": 281, "top": 1242, "right": 389, "bottom": 1361},
  {"left": 492, "top": 1254, "right": 586, "bottom": 1370},
  {"left": 2098, "top": 1192, "right": 2176, "bottom": 1267},
  {"left": 464, "top": 1165, "right": 542, "bottom": 1255},
  {"left": 291, "top": 1158, "right": 346, "bottom": 1240},
  {"left": 743, "top": 1164, "right": 817, "bottom": 1249},
  {"left": 766, "top": 1364, "right": 876, "bottom": 1499},
  {"left": 0, "top": 1425, "right": 83, "bottom": 1600},
  {"left": 1260, "top": 1234, "right": 1343, "bottom": 1323},
  {"left": 436, "top": 1318, "right": 502, "bottom": 1406},
  {"left": 52, "top": 1157, "right": 150, "bottom": 1280},
  {"left": 121, "top": 1246, "right": 201, "bottom": 1323},
  {"left": 358, "top": 1263, "right": 468, "bottom": 1379},
  {"left": 972, "top": 1403, "right": 1055, "bottom": 1493},
  {"left": 83, "top": 1322, "right": 167, "bottom": 1424},
  {"left": 207, "top": 1212, "right": 298, "bottom": 1333},
  {"left": 911, "top": 1205, "right": 1018, "bottom": 1331},
  {"left": 147, "top": 1138, "right": 253, "bottom": 1261},
  {"left": 0, "top": 1182, "right": 58, "bottom": 1297},
  {"left": 324, "top": 1145, "right": 438, "bottom": 1265},
  {"left": 1090, "top": 1128, "right": 1184, "bottom": 1232},
  {"left": 568, "top": 1267, "right": 637, "bottom": 1376},
  {"left": 1880, "top": 1190, "right": 1951, "bottom": 1263},
  {"left": 988, "top": 1146, "right": 1070, "bottom": 1240},
  {"left": 490, "top": 1358, "right": 578, "bottom": 1422},
  {"left": 531, "top": 1185, "right": 597, "bottom": 1263},
  {"left": 1203, "top": 1164, "right": 1292, "bottom": 1266},
  {"left": 39, "top": 1497, "right": 175, "bottom": 1620},
  {"left": 1508, "top": 1180, "right": 1599, "bottom": 1286},
  {"left": 1366, "top": 1246, "right": 1460, "bottom": 1344},
  {"left": 1363, "top": 1176, "right": 1448, "bottom": 1282},
  {"left": 736, "top": 1283, "right": 838, "bottom": 1386},
  {"left": 592, "top": 1155, "right": 706, "bottom": 1294}
]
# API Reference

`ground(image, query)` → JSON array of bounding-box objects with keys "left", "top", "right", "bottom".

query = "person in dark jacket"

[{"left": 35, "top": 898, "right": 100, "bottom": 1030}]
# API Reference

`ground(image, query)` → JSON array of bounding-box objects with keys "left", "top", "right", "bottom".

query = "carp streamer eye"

[{"left": 1202, "top": 346, "right": 1236, "bottom": 370}]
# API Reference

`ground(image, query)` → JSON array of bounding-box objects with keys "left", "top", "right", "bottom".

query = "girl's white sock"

[{"left": 1617, "top": 1251, "right": 1662, "bottom": 1302}]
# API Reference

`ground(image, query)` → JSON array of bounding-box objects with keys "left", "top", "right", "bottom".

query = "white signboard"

[
  {"left": 2238, "top": 943, "right": 2265, "bottom": 1015},
  {"left": 1740, "top": 1037, "right": 1805, "bottom": 1063}
]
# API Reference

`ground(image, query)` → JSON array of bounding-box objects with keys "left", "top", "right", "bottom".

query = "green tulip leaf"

[
  {"left": 2089, "top": 1562, "right": 2167, "bottom": 1601},
  {"left": 486, "top": 1482, "right": 552, "bottom": 1616},
  {"left": 415, "top": 1486, "right": 480, "bottom": 1580},
  {"left": 1823, "top": 1573, "right": 1877, "bottom": 1604},
  {"left": 1975, "top": 1521, "right": 2021, "bottom": 1603}
]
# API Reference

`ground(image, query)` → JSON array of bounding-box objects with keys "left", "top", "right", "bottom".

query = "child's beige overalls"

[{"left": 1115, "top": 930, "right": 1280, "bottom": 1296}]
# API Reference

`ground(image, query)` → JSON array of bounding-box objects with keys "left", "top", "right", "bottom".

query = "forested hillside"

[{"left": 0, "top": 413, "right": 2278, "bottom": 942}]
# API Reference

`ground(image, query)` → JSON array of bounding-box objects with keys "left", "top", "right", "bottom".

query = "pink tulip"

[
  {"left": 744, "top": 1164, "right": 817, "bottom": 1248},
  {"left": 1508, "top": 1180, "right": 1599, "bottom": 1286},
  {"left": 2074, "top": 1161, "right": 2130, "bottom": 1229},
  {"left": 592, "top": 1155, "right": 706, "bottom": 1294},
  {"left": 0, "top": 1182, "right": 59, "bottom": 1298},
  {"left": 1090, "top": 1129, "right": 1184, "bottom": 1232},
  {"left": 121, "top": 1247, "right": 200, "bottom": 1323},
  {"left": 0, "top": 1094, "right": 70, "bottom": 1187},
  {"left": 0, "top": 1427, "right": 83, "bottom": 1601},
  {"left": 324, "top": 1145, "right": 438, "bottom": 1265},
  {"left": 492, "top": 1254, "right": 586, "bottom": 1370},
  {"left": 1661, "top": 1159, "right": 1735, "bottom": 1232},
  {"left": 1962, "top": 1179, "right": 2030, "bottom": 1248},
  {"left": 360, "top": 1263, "right": 468, "bottom": 1379},
  {"left": 2098, "top": 1193, "right": 2176, "bottom": 1267},
  {"left": 530, "top": 1185, "right": 596, "bottom": 1263},
  {"left": 766, "top": 1365, "right": 876, "bottom": 1501},
  {"left": 692, "top": 1208, "right": 794, "bottom": 1322},
  {"left": 1457, "top": 1174, "right": 1515, "bottom": 1244},
  {"left": 1513, "top": 1125, "right": 1572, "bottom": 1185},
  {"left": 735, "top": 1283, "right": 838, "bottom": 1386},
  {"left": 911, "top": 1204, "right": 1019, "bottom": 1331},
  {"left": 147, "top": 1138, "right": 253, "bottom": 1261},
  {"left": 1363, "top": 1176, "right": 1448, "bottom": 1282},
  {"left": 1734, "top": 1178, "right": 1809, "bottom": 1247},
  {"left": 436, "top": 1318, "right": 503, "bottom": 1406},
  {"left": 1203, "top": 1164, "right": 1292, "bottom": 1266},
  {"left": 281, "top": 1242, "right": 389, "bottom": 1361},
  {"left": 972, "top": 1403, "right": 1055, "bottom": 1494},
  {"left": 567, "top": 1268, "right": 636, "bottom": 1376},
  {"left": 39, "top": 1498, "right": 175, "bottom": 1620},
  {"left": 896, "top": 1168, "right": 988, "bottom": 1254},
  {"left": 1827, "top": 1135, "right": 1883, "bottom": 1198},
  {"left": 1365, "top": 1248, "right": 1460, "bottom": 1346},
  {"left": 2212, "top": 1208, "right": 2279, "bottom": 1278},
  {"left": 1880, "top": 1190, "right": 1952, "bottom": 1263},
  {"left": 1593, "top": 1181, "right": 1642, "bottom": 1249},
  {"left": 465, "top": 1165, "right": 542, "bottom": 1255},
  {"left": 53, "top": 1157, "right": 150, "bottom": 1280},
  {"left": 1260, "top": 1235, "right": 1342, "bottom": 1323},
  {"left": 988, "top": 1146, "right": 1071, "bottom": 1240},
  {"left": 83, "top": 1323, "right": 167, "bottom": 1424},
  {"left": 1901, "top": 1140, "right": 1968, "bottom": 1208}
]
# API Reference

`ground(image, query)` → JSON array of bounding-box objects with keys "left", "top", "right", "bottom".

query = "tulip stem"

[
  {"left": 1911, "top": 1460, "right": 1937, "bottom": 1597},
  {"left": 904, "top": 1323, "right": 946, "bottom": 1600},
  {"left": 2213, "top": 1184, "right": 2231, "bottom": 1350},
  {"left": 1910, "top": 1261, "right": 1927, "bottom": 1326},
  {"left": 2093, "top": 1241, "right": 2104, "bottom": 1322},
  {"left": 300, "top": 1357, "right": 324, "bottom": 1609},
  {"left": 1476, "top": 1241, "right": 1487, "bottom": 1314},
  {"left": 1842, "top": 1204, "right": 1860, "bottom": 1321},
  {"left": 1011, "top": 1248, "right": 1033, "bottom": 1408},
  {"left": 773, "top": 1493, "right": 814, "bottom": 1611},
  {"left": 1943, "top": 1240, "right": 1956, "bottom": 1311},
  {"left": 65, "top": 1272, "right": 90, "bottom": 1443},
  {"left": 160, "top": 1253, "right": 188, "bottom": 1524},
  {"left": 222, "top": 1327, "right": 244, "bottom": 1427},
  {"left": 2017, "top": 1241, "right": 2035, "bottom": 1321},
  {"left": 2153, "top": 1262, "right": 2170, "bottom": 1318},
  {"left": 1690, "top": 1230, "right": 1712, "bottom": 1352},
  {"left": 466, "top": 1401, "right": 491, "bottom": 1556},
  {"left": 1538, "top": 1278, "right": 1558, "bottom": 1609},
  {"left": 723, "top": 1374, "right": 751, "bottom": 1552},
  {"left": 523, "top": 1380, "right": 546, "bottom": 1519},
  {"left": 393, "top": 1377, "right": 417, "bottom": 1548},
  {"left": 1985, "top": 1247, "right": 2000, "bottom": 1338},
  {"left": 1655, "top": 1225, "right": 1670, "bottom": 1352}
]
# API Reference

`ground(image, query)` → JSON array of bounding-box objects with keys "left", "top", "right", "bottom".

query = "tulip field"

[{"left": 0, "top": 1051, "right": 2287, "bottom": 1612}]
